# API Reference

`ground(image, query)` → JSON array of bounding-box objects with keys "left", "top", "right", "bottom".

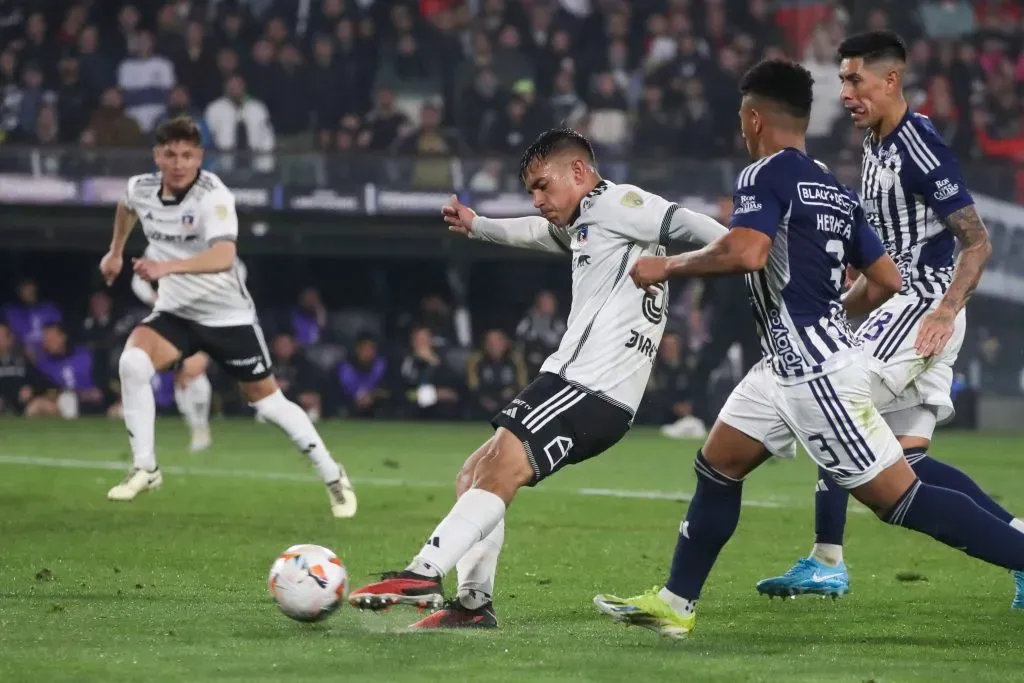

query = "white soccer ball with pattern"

[{"left": 268, "top": 544, "right": 348, "bottom": 622}]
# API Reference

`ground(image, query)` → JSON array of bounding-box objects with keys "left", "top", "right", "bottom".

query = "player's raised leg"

[
  {"left": 350, "top": 429, "right": 521, "bottom": 613},
  {"left": 240, "top": 373, "right": 357, "bottom": 518},
  {"left": 174, "top": 352, "right": 212, "bottom": 453},
  {"left": 107, "top": 324, "right": 182, "bottom": 501}
]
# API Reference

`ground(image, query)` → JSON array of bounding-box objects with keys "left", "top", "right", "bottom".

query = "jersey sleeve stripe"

[
  {"left": 904, "top": 123, "right": 941, "bottom": 168},
  {"left": 547, "top": 224, "right": 572, "bottom": 254},
  {"left": 897, "top": 129, "right": 937, "bottom": 173},
  {"left": 659, "top": 203, "right": 680, "bottom": 246},
  {"left": 208, "top": 235, "right": 237, "bottom": 245}
]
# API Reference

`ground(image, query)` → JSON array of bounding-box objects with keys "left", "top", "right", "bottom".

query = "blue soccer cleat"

[
  {"left": 1012, "top": 571, "right": 1024, "bottom": 610},
  {"left": 756, "top": 557, "right": 850, "bottom": 599}
]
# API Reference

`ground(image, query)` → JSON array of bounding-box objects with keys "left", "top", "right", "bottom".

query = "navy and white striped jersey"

[
  {"left": 860, "top": 110, "right": 974, "bottom": 298},
  {"left": 730, "top": 149, "right": 886, "bottom": 384}
]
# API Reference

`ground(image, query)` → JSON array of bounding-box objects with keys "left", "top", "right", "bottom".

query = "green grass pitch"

[{"left": 0, "top": 418, "right": 1021, "bottom": 682}]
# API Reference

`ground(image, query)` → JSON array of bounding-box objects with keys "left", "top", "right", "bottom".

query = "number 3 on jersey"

[{"left": 825, "top": 239, "right": 845, "bottom": 291}]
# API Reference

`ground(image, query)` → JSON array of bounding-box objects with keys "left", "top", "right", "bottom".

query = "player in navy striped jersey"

[
  {"left": 593, "top": 59, "right": 1024, "bottom": 640},
  {"left": 756, "top": 31, "right": 1024, "bottom": 608}
]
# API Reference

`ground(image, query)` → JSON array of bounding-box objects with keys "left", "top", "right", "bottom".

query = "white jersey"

[
  {"left": 124, "top": 170, "right": 254, "bottom": 326},
  {"left": 472, "top": 180, "right": 727, "bottom": 415},
  {"left": 132, "top": 245, "right": 249, "bottom": 309}
]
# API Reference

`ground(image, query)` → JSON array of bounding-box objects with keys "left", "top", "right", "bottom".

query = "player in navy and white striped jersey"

[
  {"left": 593, "top": 59, "right": 1024, "bottom": 640},
  {"left": 756, "top": 31, "right": 1024, "bottom": 608}
]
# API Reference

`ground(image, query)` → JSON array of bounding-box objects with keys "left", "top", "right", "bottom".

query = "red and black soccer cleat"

[
  {"left": 348, "top": 570, "right": 444, "bottom": 611},
  {"left": 409, "top": 599, "right": 498, "bottom": 630}
]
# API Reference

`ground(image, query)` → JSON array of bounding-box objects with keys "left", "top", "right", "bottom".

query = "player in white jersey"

[
  {"left": 756, "top": 31, "right": 1024, "bottom": 607},
  {"left": 593, "top": 59, "right": 1024, "bottom": 640},
  {"left": 347, "top": 128, "right": 729, "bottom": 629},
  {"left": 98, "top": 116, "right": 357, "bottom": 518},
  {"left": 129, "top": 244, "right": 227, "bottom": 453}
]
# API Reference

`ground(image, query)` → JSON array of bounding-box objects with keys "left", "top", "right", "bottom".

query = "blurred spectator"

[
  {"left": 0, "top": 2, "right": 24, "bottom": 48},
  {"left": 394, "top": 100, "right": 465, "bottom": 189},
  {"left": 550, "top": 69, "right": 586, "bottom": 127},
  {"left": 56, "top": 5, "right": 86, "bottom": 50},
  {"left": 20, "top": 12, "right": 56, "bottom": 83},
  {"left": 334, "top": 18, "right": 374, "bottom": 115},
  {"left": 154, "top": 86, "right": 212, "bottom": 147},
  {"left": 77, "top": 25, "right": 115, "bottom": 97},
  {"left": 466, "top": 329, "right": 527, "bottom": 419},
  {"left": 469, "top": 157, "right": 505, "bottom": 192},
  {"left": 458, "top": 69, "right": 505, "bottom": 150},
  {"left": 55, "top": 55, "right": 93, "bottom": 143},
  {"left": 117, "top": 30, "right": 175, "bottom": 132},
  {"left": 6, "top": 63, "right": 55, "bottom": 140},
  {"left": 88, "top": 87, "right": 143, "bottom": 147},
  {"left": 215, "top": 9, "right": 247, "bottom": 55},
  {"left": 113, "top": 4, "right": 144, "bottom": 67},
  {"left": 375, "top": 28, "right": 441, "bottom": 96},
  {"left": 634, "top": 85, "right": 677, "bottom": 158},
  {"left": 291, "top": 287, "right": 327, "bottom": 346},
  {"left": 3, "top": 279, "right": 62, "bottom": 352},
  {"left": 246, "top": 39, "right": 278, "bottom": 110},
  {"left": 920, "top": 1, "right": 975, "bottom": 40},
  {"left": 587, "top": 72, "right": 630, "bottom": 154},
  {"left": 271, "top": 332, "right": 323, "bottom": 420},
  {"left": 310, "top": 35, "right": 348, "bottom": 136},
  {"left": 268, "top": 43, "right": 312, "bottom": 141},
  {"left": 338, "top": 335, "right": 389, "bottom": 418},
  {"left": 801, "top": 25, "right": 844, "bottom": 142},
  {"left": 515, "top": 291, "right": 566, "bottom": 375},
  {"left": 79, "top": 291, "right": 131, "bottom": 399},
  {"left": 205, "top": 74, "right": 275, "bottom": 173},
  {"left": 358, "top": 88, "right": 410, "bottom": 151},
  {"left": 24, "top": 324, "right": 104, "bottom": 418},
  {"left": 175, "top": 21, "right": 218, "bottom": 108},
  {"left": 397, "top": 326, "right": 460, "bottom": 420},
  {"left": 493, "top": 25, "right": 535, "bottom": 88},
  {"left": 0, "top": 321, "right": 31, "bottom": 415},
  {"left": 155, "top": 3, "right": 187, "bottom": 60},
  {"left": 482, "top": 95, "right": 532, "bottom": 154},
  {"left": 677, "top": 79, "right": 722, "bottom": 158}
]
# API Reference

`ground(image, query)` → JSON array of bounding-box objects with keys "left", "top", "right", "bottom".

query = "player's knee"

[
  {"left": 119, "top": 347, "right": 156, "bottom": 385},
  {"left": 472, "top": 435, "right": 532, "bottom": 501}
]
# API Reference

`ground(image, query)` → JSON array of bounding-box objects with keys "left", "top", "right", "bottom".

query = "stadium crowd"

[
  {"left": 0, "top": 0, "right": 1022, "bottom": 169},
  {"left": 0, "top": 276, "right": 725, "bottom": 431}
]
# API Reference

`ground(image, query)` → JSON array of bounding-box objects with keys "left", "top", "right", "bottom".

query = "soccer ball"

[{"left": 267, "top": 544, "right": 348, "bottom": 622}]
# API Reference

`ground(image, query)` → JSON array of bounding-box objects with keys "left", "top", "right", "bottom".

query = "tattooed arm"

[{"left": 914, "top": 205, "right": 992, "bottom": 356}]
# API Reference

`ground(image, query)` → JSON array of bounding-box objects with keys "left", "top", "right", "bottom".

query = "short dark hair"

[
  {"left": 519, "top": 128, "right": 595, "bottom": 182},
  {"left": 837, "top": 30, "right": 907, "bottom": 63},
  {"left": 739, "top": 59, "right": 814, "bottom": 120},
  {"left": 154, "top": 115, "right": 202, "bottom": 146}
]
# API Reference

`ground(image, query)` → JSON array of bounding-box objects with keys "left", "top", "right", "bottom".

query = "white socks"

[
  {"left": 456, "top": 519, "right": 505, "bottom": 608},
  {"left": 174, "top": 373, "right": 211, "bottom": 430},
  {"left": 119, "top": 347, "right": 157, "bottom": 471},
  {"left": 407, "top": 488, "right": 506, "bottom": 579},
  {"left": 658, "top": 587, "right": 697, "bottom": 616},
  {"left": 1012, "top": 518, "right": 1024, "bottom": 534},
  {"left": 810, "top": 543, "right": 844, "bottom": 566},
  {"left": 251, "top": 389, "right": 341, "bottom": 484}
]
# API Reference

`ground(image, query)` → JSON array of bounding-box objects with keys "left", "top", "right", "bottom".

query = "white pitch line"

[{"left": 0, "top": 454, "right": 809, "bottom": 509}]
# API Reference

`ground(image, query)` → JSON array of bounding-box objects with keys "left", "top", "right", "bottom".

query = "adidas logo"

[
  {"left": 253, "top": 362, "right": 265, "bottom": 373},
  {"left": 502, "top": 407, "right": 518, "bottom": 419},
  {"left": 144, "top": 211, "right": 154, "bottom": 220}
]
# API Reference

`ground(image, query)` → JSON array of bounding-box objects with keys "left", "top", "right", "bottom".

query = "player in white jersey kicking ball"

[
  {"left": 129, "top": 244, "right": 224, "bottom": 453},
  {"left": 593, "top": 59, "right": 1024, "bottom": 640},
  {"left": 347, "top": 128, "right": 729, "bottom": 628},
  {"left": 755, "top": 31, "right": 1024, "bottom": 608},
  {"left": 99, "top": 116, "right": 357, "bottom": 518}
]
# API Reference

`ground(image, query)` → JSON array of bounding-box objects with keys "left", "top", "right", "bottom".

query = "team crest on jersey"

[
  {"left": 574, "top": 225, "right": 588, "bottom": 246},
  {"left": 878, "top": 168, "right": 895, "bottom": 192},
  {"left": 620, "top": 191, "right": 643, "bottom": 208},
  {"left": 181, "top": 213, "right": 196, "bottom": 227}
]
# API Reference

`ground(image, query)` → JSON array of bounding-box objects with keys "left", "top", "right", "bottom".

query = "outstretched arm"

[
  {"left": 443, "top": 194, "right": 569, "bottom": 254},
  {"left": 663, "top": 206, "right": 730, "bottom": 247},
  {"left": 630, "top": 228, "right": 771, "bottom": 290}
]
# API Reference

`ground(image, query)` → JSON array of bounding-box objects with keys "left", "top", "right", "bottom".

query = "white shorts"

[
  {"left": 718, "top": 359, "right": 903, "bottom": 489},
  {"left": 857, "top": 294, "right": 966, "bottom": 430}
]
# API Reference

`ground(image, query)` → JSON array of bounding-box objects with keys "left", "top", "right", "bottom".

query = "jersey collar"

[
  {"left": 872, "top": 106, "right": 913, "bottom": 147},
  {"left": 568, "top": 179, "right": 609, "bottom": 227},
  {"left": 157, "top": 171, "right": 201, "bottom": 206}
]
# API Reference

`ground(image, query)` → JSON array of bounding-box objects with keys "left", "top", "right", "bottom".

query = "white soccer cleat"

[
  {"left": 189, "top": 426, "right": 212, "bottom": 453},
  {"left": 107, "top": 468, "right": 163, "bottom": 501},
  {"left": 326, "top": 478, "right": 358, "bottom": 518}
]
